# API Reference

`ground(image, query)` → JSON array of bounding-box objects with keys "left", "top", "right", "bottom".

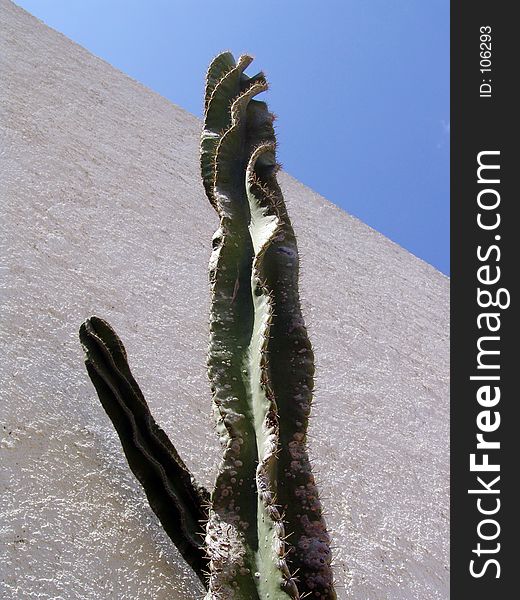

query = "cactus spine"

[{"left": 80, "top": 52, "right": 335, "bottom": 599}]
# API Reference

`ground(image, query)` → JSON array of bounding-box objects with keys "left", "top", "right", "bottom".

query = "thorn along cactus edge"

[{"left": 79, "top": 52, "right": 336, "bottom": 599}]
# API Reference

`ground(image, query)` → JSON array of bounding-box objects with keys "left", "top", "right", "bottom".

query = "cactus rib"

[{"left": 201, "top": 54, "right": 254, "bottom": 211}]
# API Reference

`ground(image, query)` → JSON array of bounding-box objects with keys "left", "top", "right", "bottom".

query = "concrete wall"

[{"left": 1, "top": 1, "right": 449, "bottom": 597}]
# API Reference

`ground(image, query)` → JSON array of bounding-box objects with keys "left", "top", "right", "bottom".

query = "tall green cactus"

[{"left": 80, "top": 52, "right": 335, "bottom": 599}]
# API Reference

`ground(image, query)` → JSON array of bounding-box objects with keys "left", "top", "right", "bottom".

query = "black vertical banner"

[{"left": 451, "top": 3, "right": 517, "bottom": 598}]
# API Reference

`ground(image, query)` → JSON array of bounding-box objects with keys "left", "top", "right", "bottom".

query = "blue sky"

[{"left": 15, "top": 0, "right": 450, "bottom": 274}]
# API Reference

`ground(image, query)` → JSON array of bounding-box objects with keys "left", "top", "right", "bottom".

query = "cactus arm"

[
  {"left": 246, "top": 146, "right": 336, "bottom": 599},
  {"left": 79, "top": 317, "right": 209, "bottom": 586}
]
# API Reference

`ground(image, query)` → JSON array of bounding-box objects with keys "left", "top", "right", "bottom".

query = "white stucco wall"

[{"left": 1, "top": 1, "right": 449, "bottom": 598}]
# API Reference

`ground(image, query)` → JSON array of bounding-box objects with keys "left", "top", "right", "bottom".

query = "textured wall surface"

[{"left": 0, "top": 1, "right": 449, "bottom": 598}]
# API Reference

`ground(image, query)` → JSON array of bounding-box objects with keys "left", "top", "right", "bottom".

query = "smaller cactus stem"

[{"left": 79, "top": 317, "right": 209, "bottom": 586}]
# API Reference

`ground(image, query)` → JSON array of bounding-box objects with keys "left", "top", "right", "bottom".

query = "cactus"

[{"left": 80, "top": 52, "right": 335, "bottom": 599}]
